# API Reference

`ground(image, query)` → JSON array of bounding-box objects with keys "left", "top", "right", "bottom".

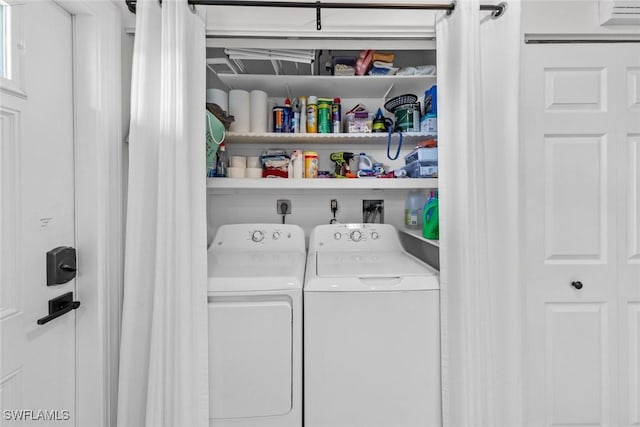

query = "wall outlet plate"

[{"left": 277, "top": 199, "right": 292, "bottom": 214}]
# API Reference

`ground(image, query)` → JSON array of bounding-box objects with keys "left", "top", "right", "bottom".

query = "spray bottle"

[{"left": 215, "top": 142, "right": 228, "bottom": 177}]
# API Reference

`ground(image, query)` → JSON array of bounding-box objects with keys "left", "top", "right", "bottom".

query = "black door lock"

[
  {"left": 47, "top": 246, "right": 77, "bottom": 285},
  {"left": 37, "top": 292, "right": 81, "bottom": 325}
]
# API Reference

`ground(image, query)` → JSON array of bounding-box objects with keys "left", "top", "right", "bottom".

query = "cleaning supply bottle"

[
  {"left": 358, "top": 152, "right": 373, "bottom": 172},
  {"left": 307, "top": 96, "right": 318, "bottom": 133},
  {"left": 215, "top": 142, "right": 228, "bottom": 177},
  {"left": 423, "top": 191, "right": 439, "bottom": 239},
  {"left": 299, "top": 96, "right": 307, "bottom": 134},
  {"left": 404, "top": 190, "right": 425, "bottom": 229},
  {"left": 332, "top": 97, "right": 341, "bottom": 133}
]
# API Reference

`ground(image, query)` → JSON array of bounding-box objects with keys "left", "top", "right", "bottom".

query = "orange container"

[{"left": 304, "top": 151, "right": 318, "bottom": 178}]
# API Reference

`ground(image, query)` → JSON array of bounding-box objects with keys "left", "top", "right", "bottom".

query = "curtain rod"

[{"left": 125, "top": 1, "right": 507, "bottom": 29}]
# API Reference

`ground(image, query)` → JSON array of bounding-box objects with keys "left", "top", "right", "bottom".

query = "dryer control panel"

[
  {"left": 211, "top": 224, "right": 306, "bottom": 252},
  {"left": 309, "top": 223, "right": 402, "bottom": 251}
]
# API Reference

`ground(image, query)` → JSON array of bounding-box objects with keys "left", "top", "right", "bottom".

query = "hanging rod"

[{"left": 125, "top": 1, "right": 507, "bottom": 28}]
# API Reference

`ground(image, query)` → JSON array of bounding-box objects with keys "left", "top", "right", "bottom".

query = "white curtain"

[
  {"left": 436, "top": 1, "right": 522, "bottom": 426},
  {"left": 117, "top": 0, "right": 208, "bottom": 426}
]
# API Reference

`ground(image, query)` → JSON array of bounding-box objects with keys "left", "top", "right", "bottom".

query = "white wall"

[
  {"left": 207, "top": 188, "right": 427, "bottom": 245},
  {"left": 522, "top": 0, "right": 640, "bottom": 34}
]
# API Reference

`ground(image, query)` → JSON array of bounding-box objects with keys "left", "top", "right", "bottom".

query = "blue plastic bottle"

[{"left": 422, "top": 191, "right": 439, "bottom": 240}]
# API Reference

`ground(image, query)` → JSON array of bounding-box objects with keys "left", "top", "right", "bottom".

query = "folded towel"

[{"left": 373, "top": 52, "right": 395, "bottom": 63}]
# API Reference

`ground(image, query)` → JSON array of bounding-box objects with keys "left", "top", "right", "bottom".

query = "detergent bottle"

[
  {"left": 404, "top": 190, "right": 425, "bottom": 229},
  {"left": 422, "top": 191, "right": 439, "bottom": 239}
]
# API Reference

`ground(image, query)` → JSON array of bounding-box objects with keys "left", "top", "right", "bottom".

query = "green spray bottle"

[{"left": 423, "top": 191, "right": 439, "bottom": 240}]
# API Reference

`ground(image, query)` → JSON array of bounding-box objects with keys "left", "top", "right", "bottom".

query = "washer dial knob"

[
  {"left": 272, "top": 231, "right": 281, "bottom": 240},
  {"left": 350, "top": 230, "right": 362, "bottom": 242},
  {"left": 251, "top": 230, "right": 264, "bottom": 242},
  {"left": 334, "top": 232, "right": 342, "bottom": 240},
  {"left": 371, "top": 232, "right": 380, "bottom": 240}
]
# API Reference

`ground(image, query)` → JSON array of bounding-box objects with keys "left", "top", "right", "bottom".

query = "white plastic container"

[
  {"left": 404, "top": 190, "right": 426, "bottom": 229},
  {"left": 358, "top": 152, "right": 373, "bottom": 172}
]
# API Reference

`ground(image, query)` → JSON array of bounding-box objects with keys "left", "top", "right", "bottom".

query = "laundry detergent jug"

[{"left": 422, "top": 191, "right": 439, "bottom": 239}]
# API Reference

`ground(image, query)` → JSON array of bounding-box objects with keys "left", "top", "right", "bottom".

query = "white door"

[
  {"left": 618, "top": 62, "right": 640, "bottom": 427},
  {"left": 1, "top": 1, "right": 77, "bottom": 424},
  {"left": 523, "top": 43, "right": 640, "bottom": 427}
]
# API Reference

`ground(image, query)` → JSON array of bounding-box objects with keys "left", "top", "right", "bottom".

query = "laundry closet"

[
  {"left": 202, "top": 4, "right": 444, "bottom": 427},
  {"left": 203, "top": 14, "right": 442, "bottom": 268}
]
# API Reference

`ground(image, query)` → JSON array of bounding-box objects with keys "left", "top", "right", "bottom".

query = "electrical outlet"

[
  {"left": 363, "top": 200, "right": 384, "bottom": 223},
  {"left": 277, "top": 199, "right": 291, "bottom": 215}
]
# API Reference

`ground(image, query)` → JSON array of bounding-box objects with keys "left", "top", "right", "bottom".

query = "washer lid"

[
  {"left": 208, "top": 250, "right": 306, "bottom": 292},
  {"left": 316, "top": 251, "right": 435, "bottom": 278}
]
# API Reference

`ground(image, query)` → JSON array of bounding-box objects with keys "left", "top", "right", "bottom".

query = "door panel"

[
  {"left": 0, "top": 1, "right": 76, "bottom": 425},
  {"left": 544, "top": 67, "right": 606, "bottom": 112},
  {"left": 544, "top": 134, "right": 607, "bottom": 262},
  {"left": 545, "top": 303, "right": 609, "bottom": 426},
  {"left": 628, "top": 135, "right": 640, "bottom": 263},
  {"left": 208, "top": 298, "right": 293, "bottom": 419},
  {"left": 628, "top": 303, "right": 640, "bottom": 425},
  {"left": 628, "top": 67, "right": 640, "bottom": 111}
]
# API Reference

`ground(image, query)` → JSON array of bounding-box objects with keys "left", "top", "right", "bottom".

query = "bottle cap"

[
  {"left": 308, "top": 96, "right": 317, "bottom": 104},
  {"left": 285, "top": 98, "right": 291, "bottom": 106},
  {"left": 334, "top": 97, "right": 341, "bottom": 103}
]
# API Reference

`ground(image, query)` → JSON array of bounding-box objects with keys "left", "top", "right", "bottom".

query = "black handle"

[
  {"left": 571, "top": 281, "right": 583, "bottom": 290},
  {"left": 37, "top": 292, "right": 81, "bottom": 325}
]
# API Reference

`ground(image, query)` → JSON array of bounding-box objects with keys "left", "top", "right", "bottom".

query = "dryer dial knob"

[
  {"left": 350, "top": 230, "right": 362, "bottom": 242},
  {"left": 371, "top": 232, "right": 379, "bottom": 240},
  {"left": 334, "top": 232, "right": 342, "bottom": 240},
  {"left": 251, "top": 230, "right": 264, "bottom": 242},
  {"left": 272, "top": 231, "right": 281, "bottom": 240}
]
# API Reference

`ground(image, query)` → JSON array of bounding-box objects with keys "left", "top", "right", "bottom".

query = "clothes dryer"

[
  {"left": 208, "top": 224, "right": 305, "bottom": 427},
  {"left": 304, "top": 223, "right": 441, "bottom": 427}
]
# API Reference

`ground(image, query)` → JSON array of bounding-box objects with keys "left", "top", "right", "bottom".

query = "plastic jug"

[
  {"left": 404, "top": 190, "right": 426, "bottom": 229},
  {"left": 358, "top": 153, "right": 373, "bottom": 172},
  {"left": 423, "top": 191, "right": 439, "bottom": 239},
  {"left": 288, "top": 150, "right": 303, "bottom": 179}
]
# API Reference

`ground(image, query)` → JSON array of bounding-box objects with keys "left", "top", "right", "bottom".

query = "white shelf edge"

[
  {"left": 207, "top": 177, "right": 437, "bottom": 190},
  {"left": 215, "top": 74, "right": 437, "bottom": 98},
  {"left": 399, "top": 228, "right": 440, "bottom": 247},
  {"left": 223, "top": 132, "right": 436, "bottom": 144}
]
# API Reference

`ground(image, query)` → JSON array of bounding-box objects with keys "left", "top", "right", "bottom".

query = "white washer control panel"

[{"left": 311, "top": 223, "right": 402, "bottom": 251}]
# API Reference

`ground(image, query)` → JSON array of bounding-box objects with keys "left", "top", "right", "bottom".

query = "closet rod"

[{"left": 125, "top": 0, "right": 507, "bottom": 20}]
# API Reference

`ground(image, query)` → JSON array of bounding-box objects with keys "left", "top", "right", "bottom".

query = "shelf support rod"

[{"left": 382, "top": 83, "right": 394, "bottom": 101}]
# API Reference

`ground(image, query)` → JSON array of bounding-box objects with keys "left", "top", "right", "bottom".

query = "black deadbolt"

[{"left": 46, "top": 246, "right": 77, "bottom": 286}]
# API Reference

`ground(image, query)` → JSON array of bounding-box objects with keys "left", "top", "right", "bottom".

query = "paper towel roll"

[
  {"left": 267, "top": 99, "right": 276, "bottom": 133},
  {"left": 228, "top": 89, "right": 250, "bottom": 133},
  {"left": 250, "top": 90, "right": 268, "bottom": 133},
  {"left": 206, "top": 88, "right": 228, "bottom": 112}
]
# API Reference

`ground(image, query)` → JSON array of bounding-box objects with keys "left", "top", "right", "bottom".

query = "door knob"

[{"left": 571, "top": 281, "right": 583, "bottom": 290}]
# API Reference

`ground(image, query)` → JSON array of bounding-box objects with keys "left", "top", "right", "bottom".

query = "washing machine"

[
  {"left": 207, "top": 224, "right": 305, "bottom": 427},
  {"left": 304, "top": 223, "right": 441, "bottom": 427}
]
